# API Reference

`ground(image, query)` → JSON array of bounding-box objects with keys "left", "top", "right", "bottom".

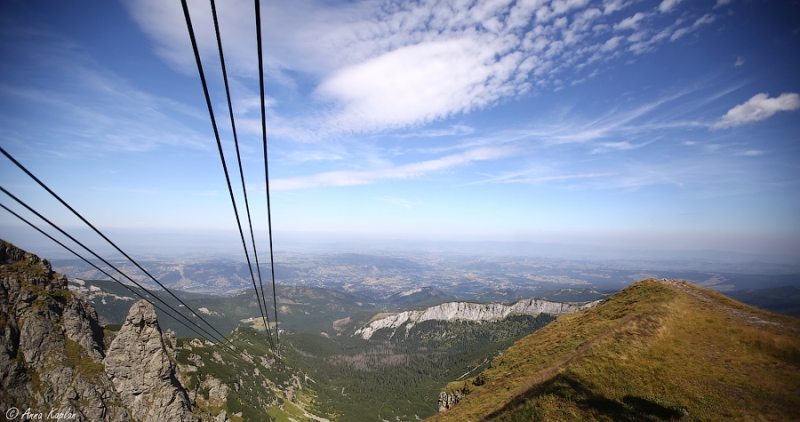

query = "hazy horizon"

[{"left": 4, "top": 225, "right": 799, "bottom": 270}]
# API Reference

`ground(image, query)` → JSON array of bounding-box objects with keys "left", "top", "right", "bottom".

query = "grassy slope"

[{"left": 428, "top": 279, "right": 800, "bottom": 422}]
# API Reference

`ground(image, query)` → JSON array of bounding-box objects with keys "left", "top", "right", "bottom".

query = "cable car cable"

[
  {"left": 254, "top": 0, "right": 281, "bottom": 357},
  {"left": 208, "top": 0, "right": 276, "bottom": 346},
  {"left": 180, "top": 0, "right": 274, "bottom": 350}
]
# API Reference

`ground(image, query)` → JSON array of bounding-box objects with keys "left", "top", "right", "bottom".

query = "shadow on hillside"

[{"left": 484, "top": 373, "right": 684, "bottom": 421}]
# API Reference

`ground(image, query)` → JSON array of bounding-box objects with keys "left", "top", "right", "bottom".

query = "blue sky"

[{"left": 1, "top": 0, "right": 799, "bottom": 259}]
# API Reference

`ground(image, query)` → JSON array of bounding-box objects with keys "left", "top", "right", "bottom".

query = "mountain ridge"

[{"left": 355, "top": 298, "right": 601, "bottom": 340}]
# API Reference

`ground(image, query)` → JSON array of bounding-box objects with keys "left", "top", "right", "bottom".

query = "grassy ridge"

[{"left": 429, "top": 279, "right": 800, "bottom": 421}]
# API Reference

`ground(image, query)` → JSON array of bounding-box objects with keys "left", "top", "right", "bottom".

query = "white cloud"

[
  {"left": 504, "top": 172, "right": 615, "bottom": 183},
  {"left": 670, "top": 27, "right": 691, "bottom": 41},
  {"left": 397, "top": 125, "right": 476, "bottom": 138},
  {"left": 734, "top": 56, "right": 745, "bottom": 66},
  {"left": 602, "top": 0, "right": 635, "bottom": 15},
  {"left": 736, "top": 150, "right": 764, "bottom": 156},
  {"left": 614, "top": 12, "right": 647, "bottom": 31},
  {"left": 672, "top": 13, "right": 717, "bottom": 41},
  {"left": 591, "top": 139, "right": 657, "bottom": 153},
  {"left": 713, "top": 93, "right": 800, "bottom": 129},
  {"left": 602, "top": 35, "right": 624, "bottom": 51},
  {"left": 272, "top": 146, "right": 514, "bottom": 190},
  {"left": 658, "top": 0, "right": 684, "bottom": 13},
  {"left": 693, "top": 13, "right": 716, "bottom": 28},
  {"left": 316, "top": 39, "right": 516, "bottom": 132}
]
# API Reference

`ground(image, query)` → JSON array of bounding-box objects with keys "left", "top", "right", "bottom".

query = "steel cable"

[
  {"left": 180, "top": 0, "right": 274, "bottom": 350},
  {"left": 208, "top": 0, "right": 276, "bottom": 347},
  {"left": 254, "top": 0, "right": 281, "bottom": 357}
]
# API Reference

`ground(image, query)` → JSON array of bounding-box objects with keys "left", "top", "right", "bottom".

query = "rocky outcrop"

[
  {"left": 0, "top": 240, "right": 129, "bottom": 421},
  {"left": 104, "top": 300, "right": 195, "bottom": 422},
  {"left": 438, "top": 390, "right": 464, "bottom": 412},
  {"left": 355, "top": 298, "right": 602, "bottom": 340}
]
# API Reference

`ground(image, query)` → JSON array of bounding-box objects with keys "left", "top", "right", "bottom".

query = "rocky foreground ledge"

[{"left": 0, "top": 240, "right": 196, "bottom": 421}]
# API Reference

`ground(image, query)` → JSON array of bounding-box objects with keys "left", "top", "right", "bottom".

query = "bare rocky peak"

[{"left": 104, "top": 300, "right": 195, "bottom": 422}]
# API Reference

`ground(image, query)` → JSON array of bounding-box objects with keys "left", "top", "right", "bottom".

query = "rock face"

[
  {"left": 104, "top": 300, "right": 195, "bottom": 422},
  {"left": 438, "top": 390, "right": 464, "bottom": 412},
  {"left": 355, "top": 298, "right": 602, "bottom": 340},
  {"left": 0, "top": 240, "right": 201, "bottom": 421},
  {"left": 0, "top": 240, "right": 129, "bottom": 421}
]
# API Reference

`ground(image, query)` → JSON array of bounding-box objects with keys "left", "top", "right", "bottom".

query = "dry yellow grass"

[{"left": 427, "top": 279, "right": 800, "bottom": 421}]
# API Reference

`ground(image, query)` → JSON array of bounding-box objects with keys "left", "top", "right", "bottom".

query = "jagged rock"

[
  {"left": 355, "top": 298, "right": 603, "bottom": 339},
  {"left": 63, "top": 299, "right": 106, "bottom": 361},
  {"left": 104, "top": 300, "right": 195, "bottom": 422},
  {"left": 19, "top": 312, "right": 64, "bottom": 369},
  {"left": 438, "top": 390, "right": 464, "bottom": 412},
  {"left": 0, "top": 240, "right": 129, "bottom": 422},
  {"left": 214, "top": 409, "right": 229, "bottom": 422}
]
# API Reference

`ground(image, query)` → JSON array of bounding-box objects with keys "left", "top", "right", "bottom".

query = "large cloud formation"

[{"left": 124, "top": 0, "right": 731, "bottom": 136}]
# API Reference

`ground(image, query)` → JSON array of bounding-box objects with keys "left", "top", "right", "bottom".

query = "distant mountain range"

[{"left": 52, "top": 254, "right": 800, "bottom": 303}]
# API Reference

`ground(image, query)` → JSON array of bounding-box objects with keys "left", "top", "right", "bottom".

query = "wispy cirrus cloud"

[
  {"left": 0, "top": 24, "right": 213, "bottom": 154},
  {"left": 376, "top": 196, "right": 419, "bottom": 208},
  {"left": 0, "top": 76, "right": 210, "bottom": 154},
  {"left": 735, "top": 150, "right": 764, "bottom": 156},
  {"left": 272, "top": 146, "right": 514, "bottom": 191},
  {"left": 591, "top": 139, "right": 658, "bottom": 153},
  {"left": 504, "top": 172, "right": 616, "bottom": 184},
  {"left": 670, "top": 13, "right": 715, "bottom": 41}
]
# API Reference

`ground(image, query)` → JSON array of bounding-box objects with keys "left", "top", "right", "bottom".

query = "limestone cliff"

[
  {"left": 355, "top": 298, "right": 602, "bottom": 340},
  {"left": 104, "top": 300, "right": 195, "bottom": 421}
]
